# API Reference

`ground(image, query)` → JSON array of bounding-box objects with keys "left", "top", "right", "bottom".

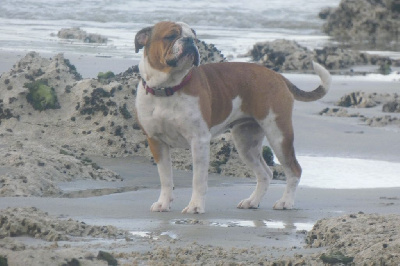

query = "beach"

[
  {"left": 1, "top": 0, "right": 400, "bottom": 264},
  {"left": 0, "top": 50, "right": 399, "bottom": 265}
]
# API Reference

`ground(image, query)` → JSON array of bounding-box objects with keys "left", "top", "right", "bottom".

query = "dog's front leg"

[
  {"left": 148, "top": 137, "right": 174, "bottom": 212},
  {"left": 182, "top": 138, "right": 210, "bottom": 214}
]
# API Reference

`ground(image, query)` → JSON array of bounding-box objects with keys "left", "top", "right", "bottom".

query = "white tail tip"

[{"left": 312, "top": 61, "right": 332, "bottom": 91}]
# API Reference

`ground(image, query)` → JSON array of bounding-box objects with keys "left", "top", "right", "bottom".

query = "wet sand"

[{"left": 0, "top": 156, "right": 399, "bottom": 264}]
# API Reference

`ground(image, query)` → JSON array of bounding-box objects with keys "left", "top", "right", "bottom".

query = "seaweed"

[
  {"left": 24, "top": 79, "right": 60, "bottom": 111},
  {"left": 97, "top": 251, "right": 117, "bottom": 266},
  {"left": 262, "top": 146, "right": 275, "bottom": 166},
  {"left": 80, "top": 88, "right": 112, "bottom": 116},
  {"left": 97, "top": 71, "right": 115, "bottom": 81},
  {"left": 320, "top": 251, "right": 354, "bottom": 264},
  {"left": 379, "top": 61, "right": 392, "bottom": 75},
  {"left": 119, "top": 103, "right": 132, "bottom": 119},
  {"left": 0, "top": 100, "right": 14, "bottom": 124},
  {"left": 0, "top": 255, "right": 8, "bottom": 266},
  {"left": 64, "top": 58, "right": 82, "bottom": 80}
]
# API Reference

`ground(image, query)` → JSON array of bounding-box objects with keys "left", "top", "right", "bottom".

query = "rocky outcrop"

[
  {"left": 57, "top": 27, "right": 108, "bottom": 43},
  {"left": 320, "top": 92, "right": 400, "bottom": 128},
  {"left": 362, "top": 115, "right": 400, "bottom": 127},
  {"left": 0, "top": 207, "right": 127, "bottom": 241},
  {"left": 250, "top": 39, "right": 400, "bottom": 72},
  {"left": 383, "top": 100, "right": 400, "bottom": 113},
  {"left": 319, "top": 107, "right": 360, "bottom": 118},
  {"left": 250, "top": 40, "right": 314, "bottom": 71},
  {"left": 307, "top": 213, "right": 400, "bottom": 265},
  {"left": 196, "top": 39, "right": 226, "bottom": 64},
  {"left": 0, "top": 41, "right": 281, "bottom": 197},
  {"left": 320, "top": 0, "right": 400, "bottom": 49},
  {"left": 336, "top": 92, "right": 399, "bottom": 108}
]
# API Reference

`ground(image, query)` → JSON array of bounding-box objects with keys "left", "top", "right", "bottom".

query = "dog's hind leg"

[
  {"left": 260, "top": 111, "right": 302, "bottom": 210},
  {"left": 232, "top": 121, "right": 273, "bottom": 209},
  {"left": 148, "top": 137, "right": 174, "bottom": 212}
]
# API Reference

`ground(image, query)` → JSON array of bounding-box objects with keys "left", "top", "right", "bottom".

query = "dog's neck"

[
  {"left": 142, "top": 69, "right": 193, "bottom": 97},
  {"left": 139, "top": 55, "right": 193, "bottom": 90}
]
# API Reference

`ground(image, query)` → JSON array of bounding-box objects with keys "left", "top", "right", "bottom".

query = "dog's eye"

[{"left": 164, "top": 34, "right": 177, "bottom": 40}]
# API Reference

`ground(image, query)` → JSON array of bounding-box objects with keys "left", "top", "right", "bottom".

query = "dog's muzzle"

[{"left": 167, "top": 37, "right": 200, "bottom": 67}]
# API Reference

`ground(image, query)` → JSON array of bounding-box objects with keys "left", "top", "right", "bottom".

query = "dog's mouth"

[{"left": 166, "top": 38, "right": 200, "bottom": 67}]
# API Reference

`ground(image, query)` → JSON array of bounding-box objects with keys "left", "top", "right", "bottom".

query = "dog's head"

[{"left": 135, "top": 21, "right": 200, "bottom": 74}]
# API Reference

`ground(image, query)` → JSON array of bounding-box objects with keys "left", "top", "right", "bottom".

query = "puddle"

[
  {"left": 160, "top": 231, "right": 178, "bottom": 239},
  {"left": 293, "top": 222, "right": 314, "bottom": 231},
  {"left": 129, "top": 231, "right": 178, "bottom": 240},
  {"left": 130, "top": 231, "right": 152, "bottom": 239},
  {"left": 172, "top": 219, "right": 314, "bottom": 231}
]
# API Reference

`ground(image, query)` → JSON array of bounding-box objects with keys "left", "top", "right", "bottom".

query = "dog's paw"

[
  {"left": 237, "top": 198, "right": 259, "bottom": 209},
  {"left": 150, "top": 201, "right": 171, "bottom": 212},
  {"left": 182, "top": 201, "right": 205, "bottom": 214},
  {"left": 273, "top": 198, "right": 294, "bottom": 210}
]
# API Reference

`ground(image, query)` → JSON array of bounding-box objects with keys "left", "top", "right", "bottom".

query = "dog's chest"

[{"left": 136, "top": 90, "right": 208, "bottom": 148}]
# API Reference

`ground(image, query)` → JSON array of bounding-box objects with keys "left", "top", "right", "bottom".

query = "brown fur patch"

[
  {"left": 147, "top": 137, "right": 162, "bottom": 163},
  {"left": 181, "top": 62, "right": 294, "bottom": 128}
]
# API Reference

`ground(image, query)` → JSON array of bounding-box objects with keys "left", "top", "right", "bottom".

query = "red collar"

[{"left": 142, "top": 70, "right": 193, "bottom": 97}]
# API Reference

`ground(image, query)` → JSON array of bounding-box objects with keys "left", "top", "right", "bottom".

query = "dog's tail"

[{"left": 284, "top": 61, "right": 332, "bottom": 102}]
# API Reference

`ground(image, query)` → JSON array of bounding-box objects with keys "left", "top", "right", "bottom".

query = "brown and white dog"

[{"left": 134, "top": 21, "right": 331, "bottom": 214}]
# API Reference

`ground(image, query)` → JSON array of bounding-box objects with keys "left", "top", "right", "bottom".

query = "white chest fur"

[{"left": 135, "top": 84, "right": 211, "bottom": 148}]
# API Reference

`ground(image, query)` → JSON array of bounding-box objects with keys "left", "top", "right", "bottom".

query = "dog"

[{"left": 134, "top": 21, "right": 331, "bottom": 214}]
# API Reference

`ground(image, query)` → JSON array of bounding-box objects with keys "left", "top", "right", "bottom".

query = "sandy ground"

[{"left": 0, "top": 51, "right": 400, "bottom": 265}]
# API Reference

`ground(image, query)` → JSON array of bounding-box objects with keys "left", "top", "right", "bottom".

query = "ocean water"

[{"left": 0, "top": 0, "right": 340, "bottom": 61}]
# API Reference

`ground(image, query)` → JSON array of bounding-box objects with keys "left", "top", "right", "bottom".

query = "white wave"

[
  {"left": 0, "top": 0, "right": 340, "bottom": 59},
  {"left": 298, "top": 156, "right": 400, "bottom": 189}
]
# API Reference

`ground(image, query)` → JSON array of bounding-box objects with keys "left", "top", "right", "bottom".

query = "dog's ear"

[{"left": 135, "top": 26, "right": 153, "bottom": 53}]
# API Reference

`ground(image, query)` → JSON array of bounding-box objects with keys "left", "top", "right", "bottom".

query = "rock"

[
  {"left": 336, "top": 92, "right": 399, "bottom": 108},
  {"left": 0, "top": 142, "right": 122, "bottom": 197},
  {"left": 307, "top": 213, "right": 400, "bottom": 265},
  {"left": 0, "top": 207, "right": 127, "bottom": 241},
  {"left": 172, "top": 133, "right": 285, "bottom": 180},
  {"left": 0, "top": 52, "right": 142, "bottom": 196},
  {"left": 319, "top": 107, "right": 360, "bottom": 118},
  {"left": 318, "top": 7, "right": 333, "bottom": 20},
  {"left": 0, "top": 51, "right": 144, "bottom": 157},
  {"left": 314, "top": 46, "right": 368, "bottom": 70},
  {"left": 271, "top": 164, "right": 286, "bottom": 181},
  {"left": 63, "top": 258, "right": 81, "bottom": 266},
  {"left": 97, "top": 251, "right": 118, "bottom": 266},
  {"left": 0, "top": 42, "right": 254, "bottom": 198},
  {"left": 250, "top": 40, "right": 400, "bottom": 71},
  {"left": 250, "top": 40, "right": 314, "bottom": 71},
  {"left": 321, "top": 92, "right": 400, "bottom": 128},
  {"left": 336, "top": 91, "right": 378, "bottom": 108},
  {"left": 57, "top": 27, "right": 108, "bottom": 44},
  {"left": 383, "top": 100, "right": 400, "bottom": 113},
  {"left": 195, "top": 39, "right": 226, "bottom": 64},
  {"left": 361, "top": 115, "right": 400, "bottom": 127},
  {"left": 321, "top": 0, "right": 400, "bottom": 49}
]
